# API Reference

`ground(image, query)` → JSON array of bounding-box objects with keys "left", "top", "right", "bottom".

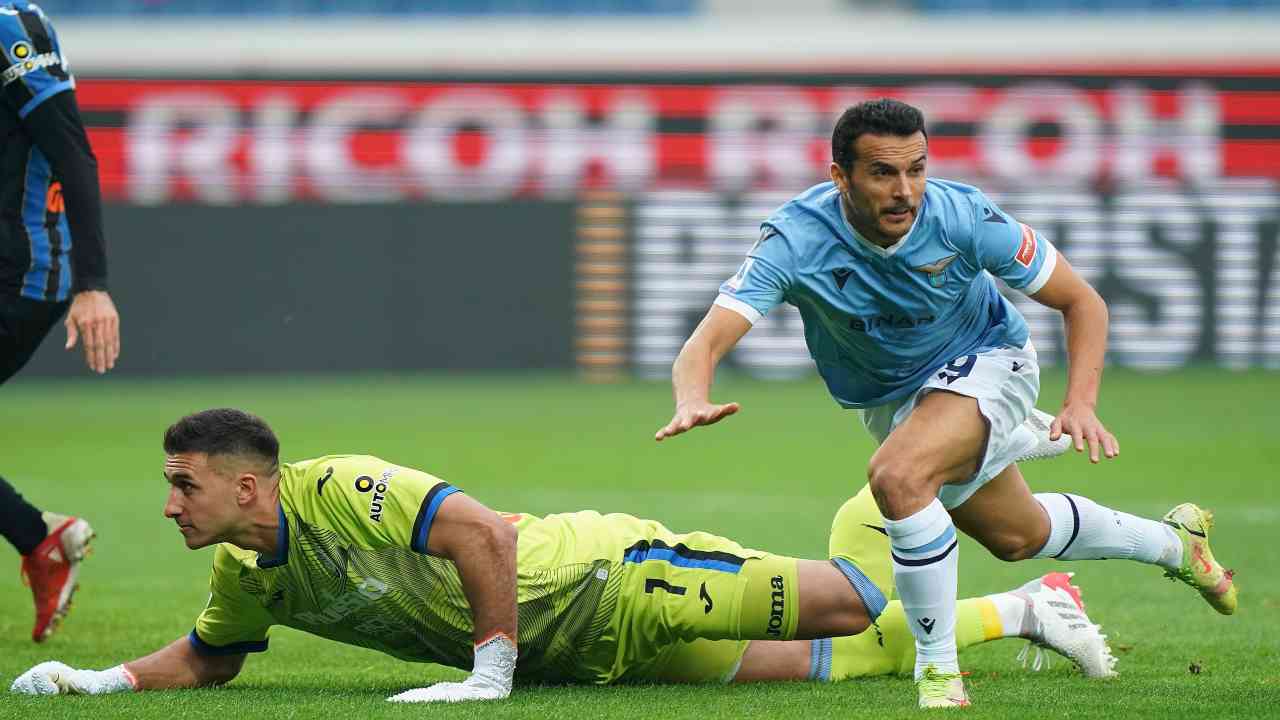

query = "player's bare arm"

[
  {"left": 424, "top": 492, "right": 518, "bottom": 646},
  {"left": 10, "top": 635, "right": 243, "bottom": 695},
  {"left": 1028, "top": 252, "right": 1118, "bottom": 463},
  {"left": 124, "top": 635, "right": 244, "bottom": 689},
  {"left": 387, "top": 491, "right": 518, "bottom": 703},
  {"left": 655, "top": 304, "right": 752, "bottom": 441}
]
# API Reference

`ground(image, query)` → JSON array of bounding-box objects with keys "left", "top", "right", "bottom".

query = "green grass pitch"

[{"left": 0, "top": 369, "right": 1277, "bottom": 719}]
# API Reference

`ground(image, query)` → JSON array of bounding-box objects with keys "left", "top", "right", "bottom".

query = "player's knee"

[
  {"left": 866, "top": 457, "right": 931, "bottom": 517},
  {"left": 808, "top": 599, "right": 872, "bottom": 639},
  {"left": 980, "top": 532, "right": 1043, "bottom": 562}
]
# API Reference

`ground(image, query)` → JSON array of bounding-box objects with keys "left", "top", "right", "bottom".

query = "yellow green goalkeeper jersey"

[{"left": 190, "top": 455, "right": 620, "bottom": 682}]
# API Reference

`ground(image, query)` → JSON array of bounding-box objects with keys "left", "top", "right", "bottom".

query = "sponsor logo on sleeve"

[
  {"left": 353, "top": 468, "right": 399, "bottom": 523},
  {"left": 2, "top": 50, "right": 61, "bottom": 87},
  {"left": 1015, "top": 223, "right": 1038, "bottom": 268}
]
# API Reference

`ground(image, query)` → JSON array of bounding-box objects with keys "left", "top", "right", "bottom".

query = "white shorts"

[{"left": 860, "top": 343, "right": 1040, "bottom": 510}]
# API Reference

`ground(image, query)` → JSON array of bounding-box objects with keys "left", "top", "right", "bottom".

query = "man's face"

[
  {"left": 163, "top": 452, "right": 241, "bottom": 549},
  {"left": 831, "top": 131, "right": 928, "bottom": 245}
]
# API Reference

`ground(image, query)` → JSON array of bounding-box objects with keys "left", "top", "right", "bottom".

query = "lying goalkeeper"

[{"left": 10, "top": 408, "right": 1113, "bottom": 701}]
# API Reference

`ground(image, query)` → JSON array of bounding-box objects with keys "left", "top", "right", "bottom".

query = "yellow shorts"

[
  {"left": 567, "top": 514, "right": 800, "bottom": 684},
  {"left": 616, "top": 487, "right": 893, "bottom": 684}
]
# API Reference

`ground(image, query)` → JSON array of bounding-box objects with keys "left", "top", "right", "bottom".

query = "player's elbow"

[
  {"left": 1061, "top": 281, "right": 1107, "bottom": 323},
  {"left": 195, "top": 655, "right": 244, "bottom": 687},
  {"left": 471, "top": 513, "right": 518, "bottom": 559}
]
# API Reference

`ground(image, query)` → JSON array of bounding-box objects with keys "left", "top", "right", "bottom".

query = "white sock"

[
  {"left": 1033, "top": 493, "right": 1183, "bottom": 569},
  {"left": 884, "top": 498, "right": 960, "bottom": 679}
]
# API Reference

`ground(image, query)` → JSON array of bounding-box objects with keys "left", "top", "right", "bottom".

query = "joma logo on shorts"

[{"left": 767, "top": 575, "right": 786, "bottom": 637}]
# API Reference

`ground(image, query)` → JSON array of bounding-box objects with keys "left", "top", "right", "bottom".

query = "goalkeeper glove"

[
  {"left": 11, "top": 661, "right": 138, "bottom": 695},
  {"left": 387, "top": 632, "right": 516, "bottom": 703}
]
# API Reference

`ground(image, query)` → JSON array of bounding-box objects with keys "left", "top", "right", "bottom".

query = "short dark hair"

[
  {"left": 831, "top": 98, "right": 927, "bottom": 174},
  {"left": 164, "top": 408, "right": 280, "bottom": 472}
]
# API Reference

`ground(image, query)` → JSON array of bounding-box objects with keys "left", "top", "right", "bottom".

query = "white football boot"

[
  {"left": 1012, "top": 572, "right": 1117, "bottom": 679},
  {"left": 1014, "top": 408, "right": 1072, "bottom": 463}
]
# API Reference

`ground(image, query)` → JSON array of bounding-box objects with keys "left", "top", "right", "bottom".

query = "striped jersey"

[
  {"left": 1, "top": 2, "right": 76, "bottom": 300},
  {"left": 717, "top": 178, "right": 1057, "bottom": 408}
]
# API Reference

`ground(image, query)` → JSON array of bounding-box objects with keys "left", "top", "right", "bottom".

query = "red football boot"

[{"left": 21, "top": 513, "right": 95, "bottom": 642}]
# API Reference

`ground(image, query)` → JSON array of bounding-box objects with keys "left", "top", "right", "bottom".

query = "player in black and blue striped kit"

[{"left": 1, "top": 1, "right": 118, "bottom": 642}]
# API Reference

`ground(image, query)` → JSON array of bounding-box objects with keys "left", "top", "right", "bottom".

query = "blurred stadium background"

[
  {"left": 15, "top": 0, "right": 1280, "bottom": 379},
  {"left": 3, "top": 4, "right": 1279, "bottom": 718}
]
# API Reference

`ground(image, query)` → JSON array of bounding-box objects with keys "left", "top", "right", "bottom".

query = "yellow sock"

[{"left": 828, "top": 598, "right": 1002, "bottom": 679}]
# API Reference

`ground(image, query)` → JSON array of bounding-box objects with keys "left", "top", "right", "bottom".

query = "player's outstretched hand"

[
  {"left": 64, "top": 290, "right": 120, "bottom": 374},
  {"left": 1051, "top": 403, "right": 1118, "bottom": 464},
  {"left": 655, "top": 400, "right": 741, "bottom": 441},
  {"left": 10, "top": 661, "right": 136, "bottom": 695},
  {"left": 386, "top": 633, "right": 515, "bottom": 704}
]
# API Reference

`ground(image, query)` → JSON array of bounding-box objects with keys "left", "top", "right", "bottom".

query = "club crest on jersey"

[
  {"left": 1016, "top": 223, "right": 1038, "bottom": 268},
  {"left": 913, "top": 254, "right": 958, "bottom": 288}
]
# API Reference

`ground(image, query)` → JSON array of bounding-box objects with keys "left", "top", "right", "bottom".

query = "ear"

[
  {"left": 235, "top": 473, "right": 259, "bottom": 507},
  {"left": 829, "top": 162, "right": 848, "bottom": 192}
]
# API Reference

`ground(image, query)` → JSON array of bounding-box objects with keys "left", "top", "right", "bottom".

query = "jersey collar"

[
  {"left": 256, "top": 503, "right": 290, "bottom": 568},
  {"left": 839, "top": 198, "right": 920, "bottom": 259}
]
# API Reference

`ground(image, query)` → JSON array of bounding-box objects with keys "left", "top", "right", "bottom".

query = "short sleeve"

[
  {"left": 190, "top": 547, "right": 273, "bottom": 655},
  {"left": 304, "top": 456, "right": 461, "bottom": 555},
  {"left": 715, "top": 225, "right": 797, "bottom": 324},
  {"left": 0, "top": 4, "right": 74, "bottom": 118},
  {"left": 970, "top": 194, "right": 1058, "bottom": 295}
]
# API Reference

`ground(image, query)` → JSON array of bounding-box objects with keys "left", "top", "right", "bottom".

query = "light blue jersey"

[{"left": 717, "top": 179, "right": 1057, "bottom": 409}]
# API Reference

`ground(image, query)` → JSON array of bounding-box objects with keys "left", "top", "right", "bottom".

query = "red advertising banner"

[{"left": 75, "top": 71, "right": 1280, "bottom": 204}]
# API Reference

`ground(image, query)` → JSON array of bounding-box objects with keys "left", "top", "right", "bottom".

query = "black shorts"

[{"left": 0, "top": 296, "right": 68, "bottom": 385}]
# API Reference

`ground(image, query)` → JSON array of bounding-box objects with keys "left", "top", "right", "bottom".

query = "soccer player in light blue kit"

[{"left": 655, "top": 99, "right": 1237, "bottom": 708}]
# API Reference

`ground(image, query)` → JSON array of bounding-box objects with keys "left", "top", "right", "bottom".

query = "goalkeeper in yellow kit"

[{"left": 10, "top": 408, "right": 1113, "bottom": 702}]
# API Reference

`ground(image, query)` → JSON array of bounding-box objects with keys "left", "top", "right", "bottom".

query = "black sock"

[{"left": 0, "top": 476, "right": 48, "bottom": 555}]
